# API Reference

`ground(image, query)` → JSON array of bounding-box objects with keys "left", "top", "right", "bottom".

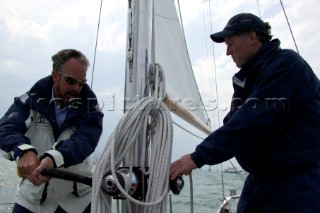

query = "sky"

[{"left": 1, "top": 0, "right": 320, "bottom": 171}]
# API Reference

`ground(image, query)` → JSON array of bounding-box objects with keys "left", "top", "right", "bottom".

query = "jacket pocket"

[{"left": 19, "top": 179, "right": 48, "bottom": 204}]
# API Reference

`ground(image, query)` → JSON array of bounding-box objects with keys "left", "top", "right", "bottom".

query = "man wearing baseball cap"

[{"left": 170, "top": 13, "right": 320, "bottom": 212}]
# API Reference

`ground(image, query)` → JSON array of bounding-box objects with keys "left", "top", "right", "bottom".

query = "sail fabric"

[{"left": 154, "top": 0, "right": 210, "bottom": 127}]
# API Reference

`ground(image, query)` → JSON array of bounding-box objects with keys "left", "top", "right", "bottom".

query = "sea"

[{"left": 0, "top": 157, "right": 245, "bottom": 213}]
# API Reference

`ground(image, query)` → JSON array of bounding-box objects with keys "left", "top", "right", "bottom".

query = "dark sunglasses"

[{"left": 58, "top": 72, "right": 87, "bottom": 86}]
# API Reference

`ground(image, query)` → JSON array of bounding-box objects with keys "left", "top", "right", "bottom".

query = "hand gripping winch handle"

[{"left": 41, "top": 168, "right": 92, "bottom": 187}]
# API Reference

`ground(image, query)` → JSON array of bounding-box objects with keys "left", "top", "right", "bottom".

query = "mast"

[
  {"left": 122, "top": 0, "right": 211, "bottom": 211},
  {"left": 123, "top": 0, "right": 154, "bottom": 211}
]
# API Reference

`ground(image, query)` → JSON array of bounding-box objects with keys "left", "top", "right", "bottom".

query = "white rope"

[
  {"left": 91, "top": 66, "right": 173, "bottom": 213},
  {"left": 188, "top": 175, "right": 194, "bottom": 213}
]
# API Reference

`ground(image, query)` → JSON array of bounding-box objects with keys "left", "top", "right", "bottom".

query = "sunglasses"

[{"left": 58, "top": 72, "right": 87, "bottom": 86}]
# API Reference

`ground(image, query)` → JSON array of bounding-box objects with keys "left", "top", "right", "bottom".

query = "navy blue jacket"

[
  {"left": 0, "top": 75, "right": 104, "bottom": 167},
  {"left": 191, "top": 39, "right": 320, "bottom": 177}
]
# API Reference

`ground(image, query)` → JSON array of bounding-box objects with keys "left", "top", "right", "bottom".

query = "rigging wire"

[
  {"left": 229, "top": 160, "right": 246, "bottom": 183},
  {"left": 176, "top": 0, "right": 185, "bottom": 40},
  {"left": 173, "top": 121, "right": 205, "bottom": 140},
  {"left": 90, "top": 0, "right": 104, "bottom": 89},
  {"left": 256, "top": 0, "right": 262, "bottom": 18},
  {"left": 220, "top": 163, "right": 226, "bottom": 199},
  {"left": 202, "top": 0, "right": 215, "bottom": 129},
  {"left": 206, "top": 0, "right": 226, "bottom": 200},
  {"left": 207, "top": 0, "right": 221, "bottom": 129},
  {"left": 279, "top": 0, "right": 300, "bottom": 54}
]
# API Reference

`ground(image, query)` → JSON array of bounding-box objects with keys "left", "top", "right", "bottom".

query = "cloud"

[{"left": 0, "top": 0, "right": 320, "bottom": 164}]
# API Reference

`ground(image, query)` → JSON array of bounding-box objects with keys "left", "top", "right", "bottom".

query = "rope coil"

[{"left": 91, "top": 66, "right": 173, "bottom": 213}]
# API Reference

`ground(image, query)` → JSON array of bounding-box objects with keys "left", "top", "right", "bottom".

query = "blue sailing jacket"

[
  {"left": 191, "top": 39, "right": 320, "bottom": 178},
  {"left": 0, "top": 75, "right": 103, "bottom": 168},
  {"left": 0, "top": 75, "right": 104, "bottom": 212}
]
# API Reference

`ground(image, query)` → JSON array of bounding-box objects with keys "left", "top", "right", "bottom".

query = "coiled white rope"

[{"left": 91, "top": 65, "right": 173, "bottom": 213}]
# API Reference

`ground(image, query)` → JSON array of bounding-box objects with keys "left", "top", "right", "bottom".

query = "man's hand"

[
  {"left": 30, "top": 156, "right": 54, "bottom": 186},
  {"left": 17, "top": 152, "right": 54, "bottom": 186},
  {"left": 170, "top": 154, "right": 197, "bottom": 180},
  {"left": 17, "top": 151, "right": 40, "bottom": 179}
]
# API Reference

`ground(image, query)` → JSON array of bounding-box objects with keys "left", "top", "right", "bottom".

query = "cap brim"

[{"left": 210, "top": 30, "right": 237, "bottom": 43}]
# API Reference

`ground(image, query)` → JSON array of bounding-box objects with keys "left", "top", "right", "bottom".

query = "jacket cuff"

[
  {"left": 15, "top": 144, "right": 38, "bottom": 162},
  {"left": 191, "top": 151, "right": 205, "bottom": 168},
  {"left": 42, "top": 150, "right": 64, "bottom": 168}
]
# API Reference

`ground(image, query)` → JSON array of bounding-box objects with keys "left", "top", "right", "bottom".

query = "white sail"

[{"left": 154, "top": 0, "right": 211, "bottom": 130}]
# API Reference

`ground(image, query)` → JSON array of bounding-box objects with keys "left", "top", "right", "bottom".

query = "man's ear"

[
  {"left": 249, "top": 31, "right": 262, "bottom": 47},
  {"left": 249, "top": 31, "right": 257, "bottom": 42},
  {"left": 52, "top": 71, "right": 59, "bottom": 83}
]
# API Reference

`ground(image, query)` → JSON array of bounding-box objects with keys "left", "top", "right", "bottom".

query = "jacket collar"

[{"left": 234, "top": 39, "right": 281, "bottom": 82}]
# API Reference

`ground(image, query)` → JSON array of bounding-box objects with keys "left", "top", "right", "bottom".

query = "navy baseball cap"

[{"left": 210, "top": 13, "right": 267, "bottom": 43}]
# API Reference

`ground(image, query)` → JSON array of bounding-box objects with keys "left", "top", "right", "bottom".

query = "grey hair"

[
  {"left": 256, "top": 22, "right": 273, "bottom": 42},
  {"left": 236, "top": 22, "right": 273, "bottom": 43},
  {"left": 51, "top": 49, "right": 90, "bottom": 72}
]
